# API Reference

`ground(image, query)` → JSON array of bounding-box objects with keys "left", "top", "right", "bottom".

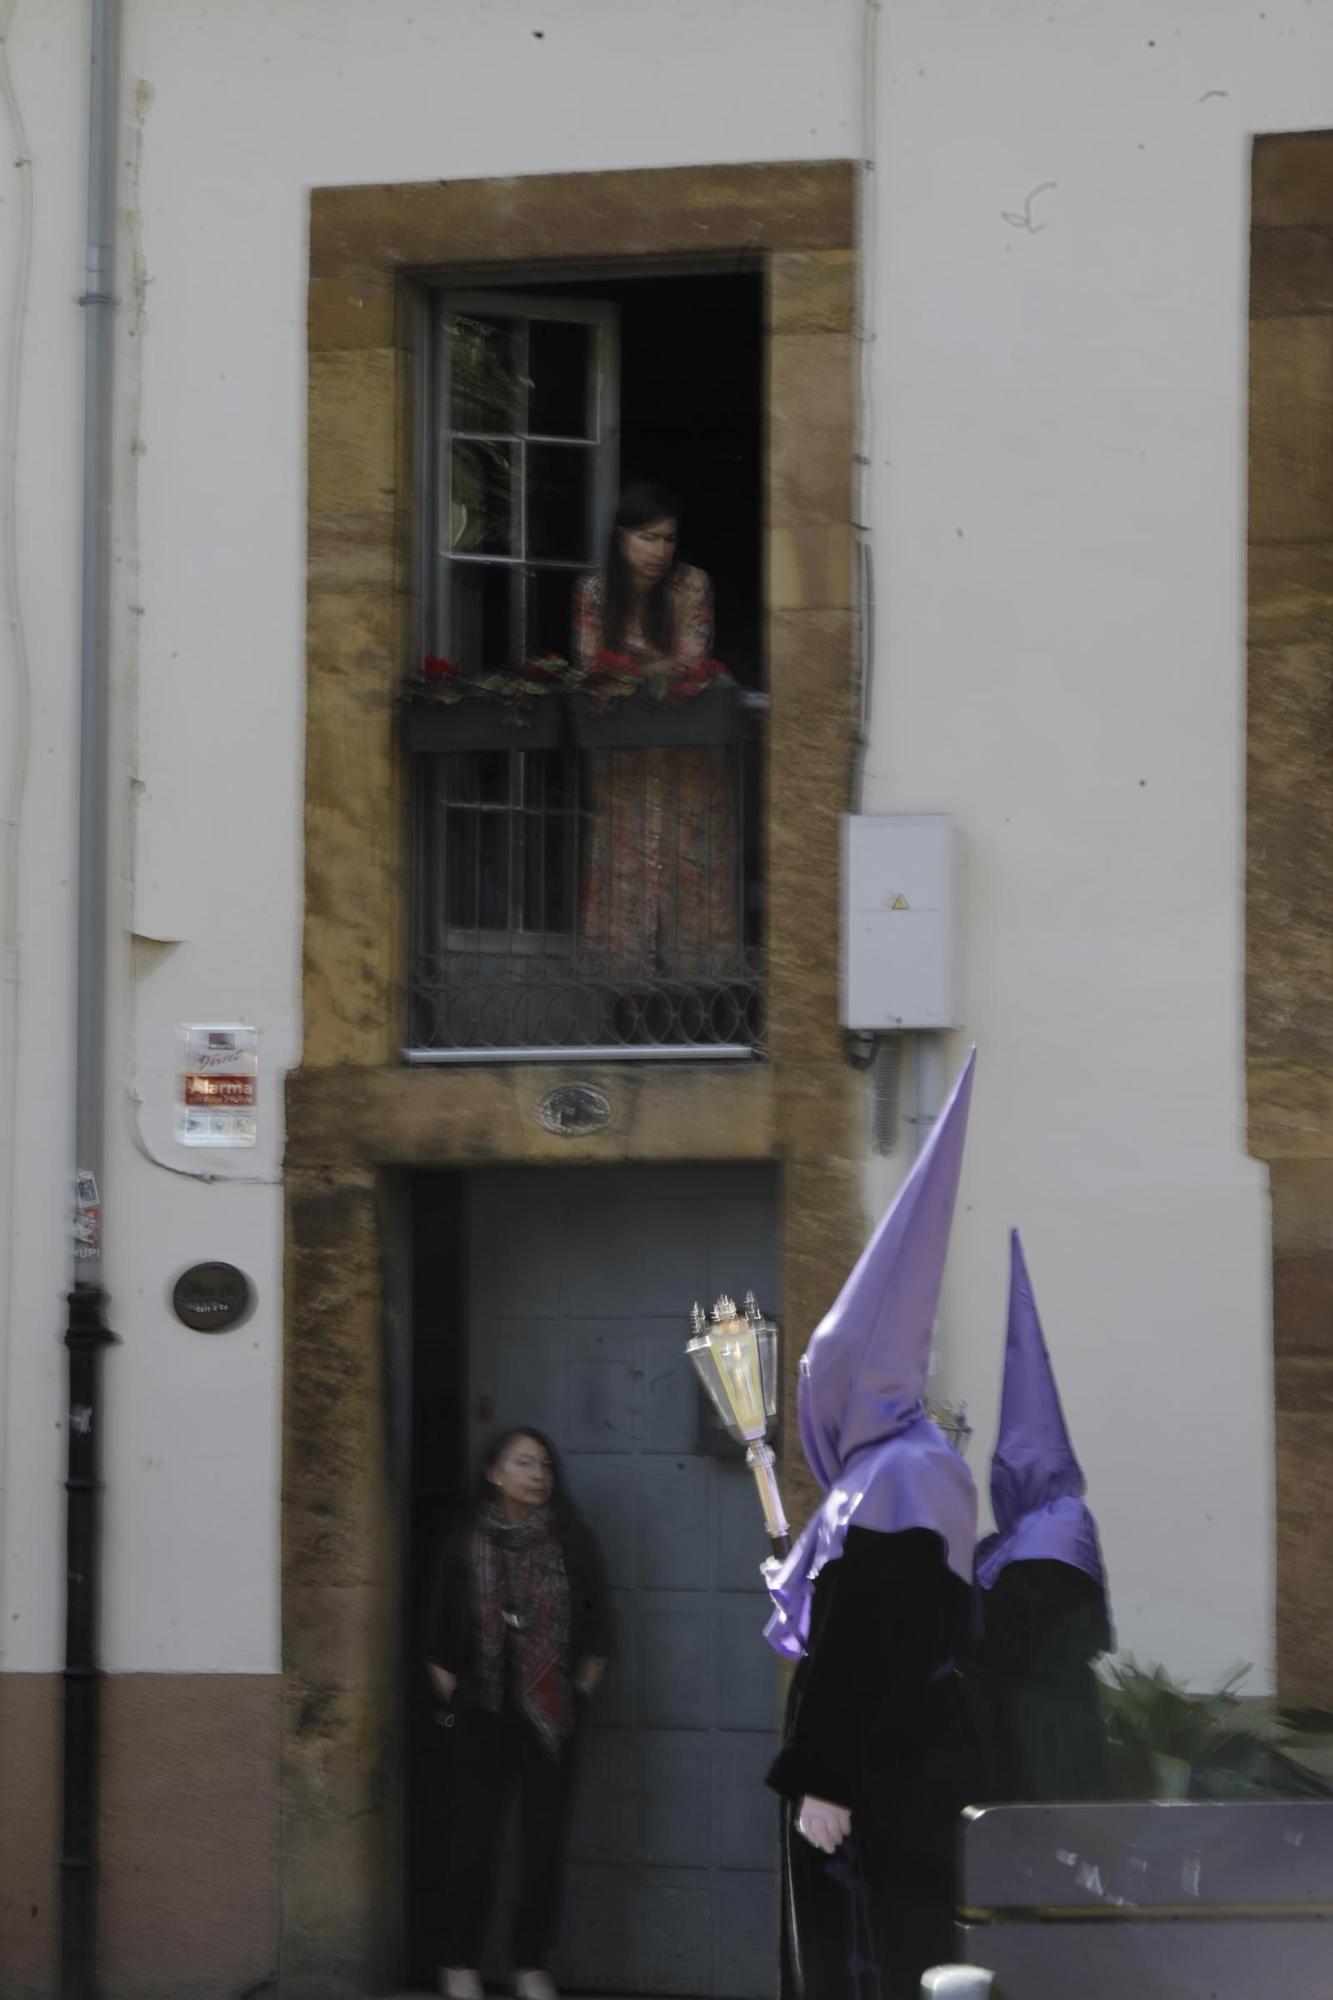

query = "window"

[
  {"left": 409, "top": 270, "right": 765, "bottom": 1058},
  {"left": 432, "top": 293, "right": 619, "bottom": 673}
]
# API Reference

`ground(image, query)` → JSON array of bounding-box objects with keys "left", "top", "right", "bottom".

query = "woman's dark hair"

[
  {"left": 472, "top": 1425, "right": 576, "bottom": 1530},
  {"left": 602, "top": 480, "right": 681, "bottom": 656}
]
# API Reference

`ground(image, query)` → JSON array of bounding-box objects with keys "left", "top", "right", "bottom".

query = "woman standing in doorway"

[
  {"left": 574, "top": 482, "right": 742, "bottom": 993},
  {"left": 426, "top": 1428, "right": 613, "bottom": 2000}
]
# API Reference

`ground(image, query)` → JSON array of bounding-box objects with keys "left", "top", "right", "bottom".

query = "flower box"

[
  {"left": 404, "top": 695, "right": 563, "bottom": 754},
  {"left": 571, "top": 681, "right": 745, "bottom": 750}
]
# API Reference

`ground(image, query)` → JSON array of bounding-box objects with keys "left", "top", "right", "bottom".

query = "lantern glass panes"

[{"left": 686, "top": 1296, "right": 778, "bottom": 1447}]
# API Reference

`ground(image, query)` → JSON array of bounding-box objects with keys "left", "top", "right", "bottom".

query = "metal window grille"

[{"left": 409, "top": 727, "right": 765, "bottom": 1055}]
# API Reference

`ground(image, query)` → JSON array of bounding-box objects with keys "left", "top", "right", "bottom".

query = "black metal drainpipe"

[
  {"left": 62, "top": 0, "right": 120, "bottom": 1995},
  {"left": 61, "top": 1286, "right": 114, "bottom": 2000}
]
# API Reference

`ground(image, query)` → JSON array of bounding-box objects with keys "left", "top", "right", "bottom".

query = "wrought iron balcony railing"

[{"left": 407, "top": 698, "right": 764, "bottom": 1058}]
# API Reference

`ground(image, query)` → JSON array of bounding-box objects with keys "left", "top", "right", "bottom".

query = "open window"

[{"left": 408, "top": 266, "right": 764, "bottom": 1059}]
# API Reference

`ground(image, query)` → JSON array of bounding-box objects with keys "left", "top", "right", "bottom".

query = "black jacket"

[
  {"left": 978, "top": 1558, "right": 1110, "bottom": 1801},
  {"left": 766, "top": 1525, "right": 974, "bottom": 1811},
  {"left": 424, "top": 1510, "right": 615, "bottom": 1689},
  {"left": 770, "top": 1525, "right": 982, "bottom": 2000}
]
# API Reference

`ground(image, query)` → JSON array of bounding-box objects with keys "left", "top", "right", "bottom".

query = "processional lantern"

[
  {"left": 925, "top": 1400, "right": 973, "bottom": 1458},
  {"left": 686, "top": 1293, "right": 791, "bottom": 1560}
]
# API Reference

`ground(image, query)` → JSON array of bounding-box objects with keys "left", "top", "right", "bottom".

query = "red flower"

[
  {"left": 423, "top": 654, "right": 459, "bottom": 681},
  {"left": 594, "top": 649, "right": 640, "bottom": 676},
  {"left": 668, "top": 658, "right": 726, "bottom": 701}
]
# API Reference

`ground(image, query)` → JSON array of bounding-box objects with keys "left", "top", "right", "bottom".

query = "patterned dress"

[{"left": 573, "top": 564, "right": 742, "bottom": 985}]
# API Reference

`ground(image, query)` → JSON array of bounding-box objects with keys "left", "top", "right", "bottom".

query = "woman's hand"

[
  {"left": 797, "top": 1796, "right": 852, "bottom": 1853},
  {"left": 428, "top": 1664, "right": 458, "bottom": 1703},
  {"left": 574, "top": 1656, "right": 606, "bottom": 1698}
]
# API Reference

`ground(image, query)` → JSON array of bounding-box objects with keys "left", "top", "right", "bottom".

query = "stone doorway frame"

[{"left": 287, "top": 161, "right": 864, "bottom": 1998}]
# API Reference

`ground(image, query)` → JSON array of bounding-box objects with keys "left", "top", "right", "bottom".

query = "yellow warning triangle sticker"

[{"left": 890, "top": 895, "right": 910, "bottom": 911}]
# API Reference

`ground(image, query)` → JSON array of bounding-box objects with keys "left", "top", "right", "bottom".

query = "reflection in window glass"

[
  {"left": 450, "top": 441, "right": 514, "bottom": 556},
  {"left": 450, "top": 316, "right": 519, "bottom": 434}
]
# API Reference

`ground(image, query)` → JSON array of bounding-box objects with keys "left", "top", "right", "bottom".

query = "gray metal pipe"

[
  {"left": 62, "top": 2, "right": 121, "bottom": 1995},
  {"left": 73, "top": 0, "right": 118, "bottom": 1236}
]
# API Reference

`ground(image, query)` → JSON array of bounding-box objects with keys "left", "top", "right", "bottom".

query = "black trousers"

[
  {"left": 782, "top": 1808, "right": 954, "bottom": 2000},
  {"left": 780, "top": 1676, "right": 979, "bottom": 2000},
  {"left": 440, "top": 1699, "right": 580, "bottom": 1971}
]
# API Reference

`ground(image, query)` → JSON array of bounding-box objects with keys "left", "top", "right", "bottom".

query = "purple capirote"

[
  {"left": 974, "top": 1229, "right": 1106, "bottom": 1594},
  {"left": 764, "top": 1049, "right": 980, "bottom": 1661}
]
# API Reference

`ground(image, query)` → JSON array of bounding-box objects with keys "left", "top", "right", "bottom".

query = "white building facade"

[{"left": 2, "top": 3, "right": 1328, "bottom": 1995}]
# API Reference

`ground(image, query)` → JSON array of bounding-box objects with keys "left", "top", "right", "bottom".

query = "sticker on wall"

[
  {"left": 72, "top": 1170, "right": 101, "bottom": 1261},
  {"left": 178, "top": 1024, "right": 259, "bottom": 1148},
  {"left": 536, "top": 1084, "right": 613, "bottom": 1137}
]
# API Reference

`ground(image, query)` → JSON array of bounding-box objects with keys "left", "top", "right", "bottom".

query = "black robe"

[
  {"left": 766, "top": 1527, "right": 980, "bottom": 2000},
  {"left": 977, "top": 1558, "right": 1110, "bottom": 1802}
]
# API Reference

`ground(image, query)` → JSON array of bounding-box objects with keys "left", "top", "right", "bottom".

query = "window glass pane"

[
  {"left": 443, "top": 757, "right": 514, "bottom": 932},
  {"left": 449, "top": 561, "right": 516, "bottom": 673},
  {"left": 470, "top": 750, "right": 511, "bottom": 806},
  {"left": 527, "top": 445, "right": 592, "bottom": 563},
  {"left": 450, "top": 441, "right": 514, "bottom": 556},
  {"left": 449, "top": 314, "right": 519, "bottom": 433},
  {"left": 515, "top": 752, "right": 577, "bottom": 935},
  {"left": 526, "top": 565, "right": 584, "bottom": 663},
  {"left": 443, "top": 796, "right": 478, "bottom": 928},
  {"left": 528, "top": 320, "right": 592, "bottom": 439}
]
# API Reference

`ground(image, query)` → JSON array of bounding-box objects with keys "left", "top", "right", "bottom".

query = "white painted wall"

[
  {"left": 864, "top": 0, "right": 1333, "bottom": 1687},
  {"left": 0, "top": 0, "right": 859, "bottom": 1675},
  {"left": 1, "top": 0, "right": 1322, "bottom": 1685}
]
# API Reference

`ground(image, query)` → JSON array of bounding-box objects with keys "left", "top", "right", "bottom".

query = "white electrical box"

[{"left": 842, "top": 814, "right": 963, "bottom": 1030}]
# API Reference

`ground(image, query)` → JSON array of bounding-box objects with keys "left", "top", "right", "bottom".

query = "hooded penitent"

[
  {"left": 764, "top": 1049, "right": 980, "bottom": 1661},
  {"left": 974, "top": 1230, "right": 1106, "bottom": 1596}
]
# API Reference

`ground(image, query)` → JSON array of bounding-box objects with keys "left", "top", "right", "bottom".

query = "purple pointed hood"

[
  {"left": 765, "top": 1050, "right": 979, "bottom": 1661},
  {"left": 975, "top": 1230, "right": 1106, "bottom": 1593}
]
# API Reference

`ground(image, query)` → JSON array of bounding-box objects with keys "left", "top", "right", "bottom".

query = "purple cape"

[
  {"left": 765, "top": 1051, "right": 979, "bottom": 1661},
  {"left": 974, "top": 1230, "right": 1107, "bottom": 1595}
]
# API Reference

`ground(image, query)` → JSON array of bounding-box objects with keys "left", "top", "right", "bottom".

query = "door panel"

[
  {"left": 640, "top": 1456, "right": 708, "bottom": 1585},
  {"left": 467, "top": 1165, "right": 780, "bottom": 1997}
]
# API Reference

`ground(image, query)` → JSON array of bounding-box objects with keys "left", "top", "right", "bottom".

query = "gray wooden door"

[{"left": 468, "top": 1165, "right": 780, "bottom": 1998}]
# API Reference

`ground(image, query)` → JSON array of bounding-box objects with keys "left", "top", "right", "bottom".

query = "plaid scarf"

[{"left": 470, "top": 1502, "right": 574, "bottom": 1756}]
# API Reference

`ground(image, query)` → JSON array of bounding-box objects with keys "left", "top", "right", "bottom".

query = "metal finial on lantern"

[{"left": 686, "top": 1293, "right": 790, "bottom": 1559}]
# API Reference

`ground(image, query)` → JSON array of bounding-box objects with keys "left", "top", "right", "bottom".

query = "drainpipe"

[
  {"left": 62, "top": 4, "right": 120, "bottom": 1997},
  {"left": 0, "top": 0, "right": 35, "bottom": 1660}
]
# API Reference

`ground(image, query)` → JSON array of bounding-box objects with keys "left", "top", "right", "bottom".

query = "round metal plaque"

[
  {"left": 536, "top": 1084, "right": 613, "bottom": 1137},
  {"left": 171, "top": 1262, "right": 254, "bottom": 1333}
]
